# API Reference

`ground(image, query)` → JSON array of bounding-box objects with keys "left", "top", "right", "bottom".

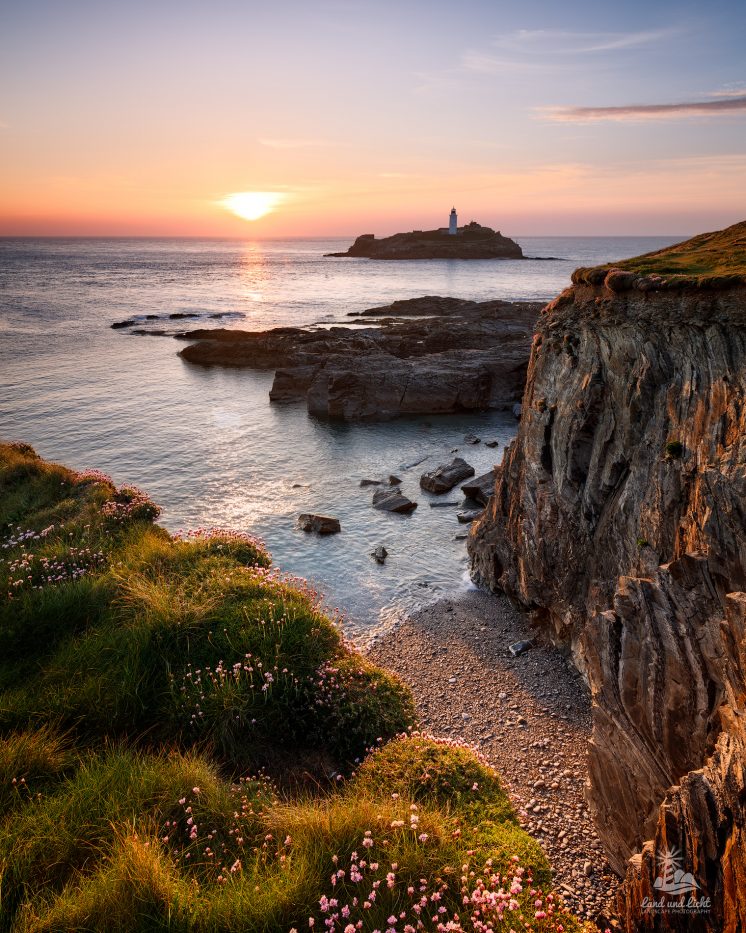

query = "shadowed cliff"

[{"left": 469, "top": 222, "right": 746, "bottom": 932}]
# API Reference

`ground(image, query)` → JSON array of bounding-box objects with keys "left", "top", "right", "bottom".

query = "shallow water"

[{"left": 0, "top": 235, "right": 682, "bottom": 638}]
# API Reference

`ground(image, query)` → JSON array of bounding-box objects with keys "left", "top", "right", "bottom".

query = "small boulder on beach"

[
  {"left": 297, "top": 513, "right": 341, "bottom": 534},
  {"left": 420, "top": 457, "right": 475, "bottom": 494},
  {"left": 372, "top": 488, "right": 418, "bottom": 513}
]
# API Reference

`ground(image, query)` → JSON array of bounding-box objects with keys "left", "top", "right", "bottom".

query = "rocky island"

[
  {"left": 177, "top": 295, "right": 541, "bottom": 420},
  {"left": 469, "top": 220, "right": 746, "bottom": 932},
  {"left": 326, "top": 210, "right": 524, "bottom": 260}
]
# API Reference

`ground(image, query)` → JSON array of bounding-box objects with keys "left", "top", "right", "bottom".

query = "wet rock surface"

[
  {"left": 368, "top": 589, "right": 621, "bottom": 925},
  {"left": 420, "top": 457, "right": 475, "bottom": 493},
  {"left": 297, "top": 513, "right": 341, "bottom": 534},
  {"left": 175, "top": 296, "right": 540, "bottom": 421},
  {"left": 371, "top": 487, "right": 418, "bottom": 513}
]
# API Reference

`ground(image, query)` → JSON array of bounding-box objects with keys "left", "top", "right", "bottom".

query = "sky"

[{"left": 1, "top": 0, "right": 745, "bottom": 236}]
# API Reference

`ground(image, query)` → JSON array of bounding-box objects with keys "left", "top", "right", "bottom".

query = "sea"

[{"left": 0, "top": 235, "right": 681, "bottom": 641}]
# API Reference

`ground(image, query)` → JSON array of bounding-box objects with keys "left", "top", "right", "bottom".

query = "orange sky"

[{"left": 2, "top": 1, "right": 745, "bottom": 237}]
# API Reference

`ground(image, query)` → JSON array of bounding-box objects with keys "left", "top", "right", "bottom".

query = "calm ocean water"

[{"left": 0, "top": 235, "right": 681, "bottom": 639}]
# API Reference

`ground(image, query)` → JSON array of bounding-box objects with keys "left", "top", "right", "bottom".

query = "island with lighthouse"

[{"left": 326, "top": 207, "right": 525, "bottom": 259}]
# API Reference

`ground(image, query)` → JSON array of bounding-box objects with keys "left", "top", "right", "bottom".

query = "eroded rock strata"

[
  {"left": 469, "top": 226, "right": 746, "bottom": 932},
  {"left": 178, "top": 296, "right": 540, "bottom": 421}
]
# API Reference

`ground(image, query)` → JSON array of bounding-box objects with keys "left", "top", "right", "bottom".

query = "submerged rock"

[
  {"left": 297, "top": 514, "right": 341, "bottom": 535},
  {"left": 372, "top": 488, "right": 418, "bottom": 514},
  {"left": 457, "top": 508, "right": 484, "bottom": 524},
  {"left": 420, "top": 457, "right": 475, "bottom": 494}
]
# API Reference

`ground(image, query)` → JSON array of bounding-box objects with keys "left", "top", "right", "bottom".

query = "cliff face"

[{"left": 469, "top": 244, "right": 746, "bottom": 931}]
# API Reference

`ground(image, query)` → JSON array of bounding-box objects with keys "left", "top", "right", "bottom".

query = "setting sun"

[{"left": 219, "top": 191, "right": 285, "bottom": 222}]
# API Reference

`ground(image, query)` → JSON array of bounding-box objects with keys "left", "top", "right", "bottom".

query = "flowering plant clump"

[
  {"left": 2, "top": 524, "right": 55, "bottom": 550},
  {"left": 75, "top": 468, "right": 114, "bottom": 487},
  {"left": 100, "top": 485, "right": 161, "bottom": 525},
  {"left": 159, "top": 775, "right": 277, "bottom": 883},
  {"left": 3, "top": 545, "right": 106, "bottom": 599},
  {"left": 173, "top": 526, "right": 271, "bottom": 569},
  {"left": 305, "top": 842, "right": 578, "bottom": 933},
  {"left": 172, "top": 651, "right": 302, "bottom": 732}
]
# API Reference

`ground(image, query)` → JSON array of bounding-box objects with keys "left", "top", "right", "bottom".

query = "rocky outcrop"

[
  {"left": 461, "top": 469, "right": 497, "bottom": 506},
  {"left": 420, "top": 458, "right": 475, "bottom": 494},
  {"left": 468, "top": 230, "right": 746, "bottom": 932},
  {"left": 325, "top": 222, "right": 523, "bottom": 260},
  {"left": 178, "top": 296, "right": 539, "bottom": 422},
  {"left": 297, "top": 514, "right": 340, "bottom": 534},
  {"left": 372, "top": 488, "right": 418, "bottom": 513}
]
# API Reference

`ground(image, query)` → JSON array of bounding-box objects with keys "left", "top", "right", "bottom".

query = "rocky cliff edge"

[{"left": 469, "top": 221, "right": 746, "bottom": 931}]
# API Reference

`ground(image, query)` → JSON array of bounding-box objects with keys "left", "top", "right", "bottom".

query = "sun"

[{"left": 219, "top": 191, "right": 284, "bottom": 221}]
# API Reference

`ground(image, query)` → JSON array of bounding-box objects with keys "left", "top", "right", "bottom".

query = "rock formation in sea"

[
  {"left": 468, "top": 221, "right": 746, "bottom": 932},
  {"left": 325, "top": 222, "right": 524, "bottom": 260},
  {"left": 177, "top": 296, "right": 540, "bottom": 421}
]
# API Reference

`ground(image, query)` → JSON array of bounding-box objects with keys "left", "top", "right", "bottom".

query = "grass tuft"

[{"left": 0, "top": 442, "right": 581, "bottom": 931}]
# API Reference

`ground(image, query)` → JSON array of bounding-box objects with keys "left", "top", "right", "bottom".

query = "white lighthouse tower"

[{"left": 448, "top": 207, "right": 458, "bottom": 235}]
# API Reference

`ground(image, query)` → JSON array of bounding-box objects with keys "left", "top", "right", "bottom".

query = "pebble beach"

[{"left": 368, "top": 588, "right": 622, "bottom": 926}]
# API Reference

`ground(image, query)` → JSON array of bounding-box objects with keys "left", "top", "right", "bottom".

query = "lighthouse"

[{"left": 448, "top": 207, "right": 458, "bottom": 235}]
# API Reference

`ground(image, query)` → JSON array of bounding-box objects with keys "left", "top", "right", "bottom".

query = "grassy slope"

[
  {"left": 572, "top": 219, "right": 746, "bottom": 285},
  {"left": 0, "top": 442, "right": 582, "bottom": 932}
]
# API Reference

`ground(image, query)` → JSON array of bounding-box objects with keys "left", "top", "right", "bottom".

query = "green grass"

[
  {"left": 0, "top": 442, "right": 582, "bottom": 932},
  {"left": 572, "top": 219, "right": 746, "bottom": 287}
]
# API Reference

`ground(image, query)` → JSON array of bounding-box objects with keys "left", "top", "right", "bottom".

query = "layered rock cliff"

[{"left": 469, "top": 222, "right": 746, "bottom": 931}]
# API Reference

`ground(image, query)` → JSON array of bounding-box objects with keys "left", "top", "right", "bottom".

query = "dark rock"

[
  {"left": 461, "top": 470, "right": 496, "bottom": 506},
  {"left": 509, "top": 640, "right": 533, "bottom": 657},
  {"left": 388, "top": 475, "right": 402, "bottom": 485},
  {"left": 429, "top": 500, "right": 460, "bottom": 508},
  {"left": 359, "top": 479, "right": 382, "bottom": 487},
  {"left": 485, "top": 440, "right": 499, "bottom": 448},
  {"left": 297, "top": 514, "right": 340, "bottom": 534},
  {"left": 177, "top": 299, "right": 540, "bottom": 422},
  {"left": 111, "top": 319, "right": 136, "bottom": 329},
  {"left": 464, "top": 433, "right": 480, "bottom": 445},
  {"left": 326, "top": 223, "right": 524, "bottom": 260},
  {"left": 372, "top": 488, "right": 418, "bottom": 514},
  {"left": 371, "top": 546, "right": 388, "bottom": 564},
  {"left": 457, "top": 508, "right": 484, "bottom": 523},
  {"left": 420, "top": 457, "right": 475, "bottom": 494},
  {"left": 469, "top": 238, "right": 746, "bottom": 930}
]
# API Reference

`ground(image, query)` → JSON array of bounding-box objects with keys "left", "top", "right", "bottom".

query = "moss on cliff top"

[{"left": 572, "top": 219, "right": 746, "bottom": 287}]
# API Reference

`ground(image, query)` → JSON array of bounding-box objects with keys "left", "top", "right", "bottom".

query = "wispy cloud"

[
  {"left": 541, "top": 95, "right": 746, "bottom": 123},
  {"left": 460, "top": 27, "right": 682, "bottom": 77},
  {"left": 490, "top": 27, "right": 681, "bottom": 55},
  {"left": 258, "top": 137, "right": 328, "bottom": 149}
]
